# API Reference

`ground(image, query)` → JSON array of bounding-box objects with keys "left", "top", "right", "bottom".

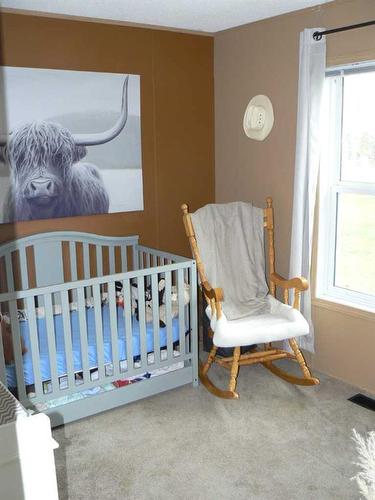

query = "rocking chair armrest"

[
  {"left": 201, "top": 281, "right": 224, "bottom": 302},
  {"left": 270, "top": 272, "right": 309, "bottom": 292}
]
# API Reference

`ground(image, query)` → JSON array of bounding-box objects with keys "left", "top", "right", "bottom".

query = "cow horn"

[{"left": 73, "top": 75, "right": 129, "bottom": 146}]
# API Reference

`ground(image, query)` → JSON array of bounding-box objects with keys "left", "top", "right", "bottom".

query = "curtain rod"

[{"left": 313, "top": 20, "right": 375, "bottom": 41}]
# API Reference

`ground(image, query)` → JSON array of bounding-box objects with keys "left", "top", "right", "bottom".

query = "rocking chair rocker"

[{"left": 181, "top": 197, "right": 319, "bottom": 399}]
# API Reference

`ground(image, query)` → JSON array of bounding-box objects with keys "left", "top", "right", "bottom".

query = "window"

[{"left": 316, "top": 61, "right": 375, "bottom": 312}]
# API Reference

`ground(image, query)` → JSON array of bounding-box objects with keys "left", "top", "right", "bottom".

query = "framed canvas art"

[{"left": 0, "top": 67, "right": 143, "bottom": 223}]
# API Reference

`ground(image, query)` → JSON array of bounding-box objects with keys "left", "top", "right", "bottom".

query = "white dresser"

[{"left": 0, "top": 383, "right": 59, "bottom": 500}]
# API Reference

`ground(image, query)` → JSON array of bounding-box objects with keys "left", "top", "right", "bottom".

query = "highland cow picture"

[{"left": 0, "top": 67, "right": 143, "bottom": 223}]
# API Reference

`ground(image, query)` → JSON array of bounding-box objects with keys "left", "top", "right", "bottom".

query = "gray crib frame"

[{"left": 0, "top": 231, "right": 198, "bottom": 427}]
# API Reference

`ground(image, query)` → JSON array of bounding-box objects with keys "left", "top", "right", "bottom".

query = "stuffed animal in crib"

[
  {"left": 115, "top": 281, "right": 125, "bottom": 308},
  {"left": 115, "top": 281, "right": 139, "bottom": 312},
  {"left": 131, "top": 278, "right": 165, "bottom": 326},
  {"left": 158, "top": 280, "right": 190, "bottom": 327},
  {"left": 0, "top": 314, "right": 27, "bottom": 365},
  {"left": 117, "top": 278, "right": 190, "bottom": 327}
]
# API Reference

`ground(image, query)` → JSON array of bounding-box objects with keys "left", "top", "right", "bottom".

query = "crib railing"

[
  {"left": 0, "top": 248, "right": 197, "bottom": 409},
  {"left": 0, "top": 232, "right": 140, "bottom": 294}
]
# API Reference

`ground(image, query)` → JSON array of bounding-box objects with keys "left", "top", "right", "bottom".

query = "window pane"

[
  {"left": 341, "top": 71, "right": 375, "bottom": 183},
  {"left": 335, "top": 193, "right": 375, "bottom": 295}
]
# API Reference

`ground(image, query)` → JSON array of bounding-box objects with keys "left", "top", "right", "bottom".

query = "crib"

[{"left": 0, "top": 231, "right": 198, "bottom": 427}]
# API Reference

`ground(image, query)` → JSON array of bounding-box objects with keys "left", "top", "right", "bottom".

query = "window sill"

[{"left": 312, "top": 296, "right": 375, "bottom": 322}]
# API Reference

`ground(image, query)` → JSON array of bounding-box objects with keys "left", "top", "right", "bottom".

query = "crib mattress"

[{"left": 6, "top": 304, "right": 182, "bottom": 387}]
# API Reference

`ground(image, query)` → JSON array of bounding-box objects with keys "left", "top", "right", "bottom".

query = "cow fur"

[{"left": 1, "top": 122, "right": 110, "bottom": 222}]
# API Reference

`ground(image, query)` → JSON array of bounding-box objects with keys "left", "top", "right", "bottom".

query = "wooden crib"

[{"left": 0, "top": 231, "right": 198, "bottom": 427}]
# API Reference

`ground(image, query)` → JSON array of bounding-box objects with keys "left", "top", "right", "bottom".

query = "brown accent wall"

[
  {"left": 215, "top": 0, "right": 375, "bottom": 392},
  {"left": 0, "top": 12, "right": 214, "bottom": 257}
]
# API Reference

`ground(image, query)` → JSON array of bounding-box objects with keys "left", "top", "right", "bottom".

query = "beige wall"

[{"left": 215, "top": 0, "right": 375, "bottom": 393}]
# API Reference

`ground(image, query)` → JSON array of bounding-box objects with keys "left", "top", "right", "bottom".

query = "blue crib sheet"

[{"left": 6, "top": 304, "right": 182, "bottom": 387}]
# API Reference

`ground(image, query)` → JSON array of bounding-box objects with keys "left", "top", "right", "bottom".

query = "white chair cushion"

[{"left": 206, "top": 295, "right": 309, "bottom": 348}]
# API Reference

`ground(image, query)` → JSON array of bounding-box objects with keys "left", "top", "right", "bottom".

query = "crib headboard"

[{"left": 0, "top": 232, "right": 139, "bottom": 293}]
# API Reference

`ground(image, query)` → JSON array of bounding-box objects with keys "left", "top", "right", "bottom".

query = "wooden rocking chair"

[{"left": 181, "top": 197, "right": 319, "bottom": 399}]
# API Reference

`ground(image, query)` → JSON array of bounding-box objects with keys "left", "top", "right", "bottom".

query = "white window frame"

[{"left": 316, "top": 60, "right": 375, "bottom": 313}]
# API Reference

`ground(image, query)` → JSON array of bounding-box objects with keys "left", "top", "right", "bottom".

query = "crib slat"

[
  {"left": 44, "top": 294, "right": 59, "bottom": 395},
  {"left": 9, "top": 300, "right": 27, "bottom": 402},
  {"left": 25, "top": 296, "right": 43, "bottom": 398},
  {"left": 60, "top": 290, "right": 75, "bottom": 390},
  {"left": 96, "top": 246, "right": 103, "bottom": 277},
  {"left": 5, "top": 253, "right": 14, "bottom": 292},
  {"left": 145, "top": 253, "right": 150, "bottom": 269},
  {"left": 93, "top": 285, "right": 105, "bottom": 380},
  {"left": 109, "top": 246, "right": 115, "bottom": 275},
  {"left": 83, "top": 243, "right": 92, "bottom": 301},
  {"left": 77, "top": 287, "right": 90, "bottom": 383},
  {"left": 177, "top": 268, "right": 185, "bottom": 358},
  {"left": 151, "top": 274, "right": 161, "bottom": 365},
  {"left": 83, "top": 243, "right": 90, "bottom": 279},
  {"left": 19, "top": 247, "right": 29, "bottom": 290},
  {"left": 186, "top": 268, "right": 192, "bottom": 354},
  {"left": 190, "top": 263, "right": 198, "bottom": 379},
  {"left": 136, "top": 277, "right": 148, "bottom": 368},
  {"left": 165, "top": 271, "right": 173, "bottom": 360},
  {"left": 132, "top": 246, "right": 139, "bottom": 271},
  {"left": 69, "top": 242, "right": 78, "bottom": 281},
  {"left": 145, "top": 253, "right": 151, "bottom": 286},
  {"left": 0, "top": 327, "right": 6, "bottom": 385},
  {"left": 123, "top": 278, "right": 133, "bottom": 371},
  {"left": 108, "top": 281, "right": 120, "bottom": 379},
  {"left": 138, "top": 250, "right": 144, "bottom": 270},
  {"left": 120, "top": 246, "right": 128, "bottom": 272}
]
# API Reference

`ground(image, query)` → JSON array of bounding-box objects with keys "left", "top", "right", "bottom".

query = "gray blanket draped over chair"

[{"left": 191, "top": 202, "right": 270, "bottom": 320}]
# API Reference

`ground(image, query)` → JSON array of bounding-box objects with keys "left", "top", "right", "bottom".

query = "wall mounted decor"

[
  {"left": 243, "top": 94, "right": 274, "bottom": 141},
  {"left": 0, "top": 67, "right": 143, "bottom": 223}
]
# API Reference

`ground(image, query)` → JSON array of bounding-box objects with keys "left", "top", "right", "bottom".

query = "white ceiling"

[{"left": 1, "top": 0, "right": 332, "bottom": 33}]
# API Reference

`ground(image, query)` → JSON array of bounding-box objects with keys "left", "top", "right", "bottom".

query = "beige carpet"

[{"left": 53, "top": 359, "right": 374, "bottom": 500}]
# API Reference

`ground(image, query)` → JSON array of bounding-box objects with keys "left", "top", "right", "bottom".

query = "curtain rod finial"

[{"left": 313, "top": 31, "right": 322, "bottom": 41}]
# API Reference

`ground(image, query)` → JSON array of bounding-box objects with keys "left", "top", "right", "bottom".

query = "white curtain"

[{"left": 289, "top": 28, "right": 326, "bottom": 352}]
